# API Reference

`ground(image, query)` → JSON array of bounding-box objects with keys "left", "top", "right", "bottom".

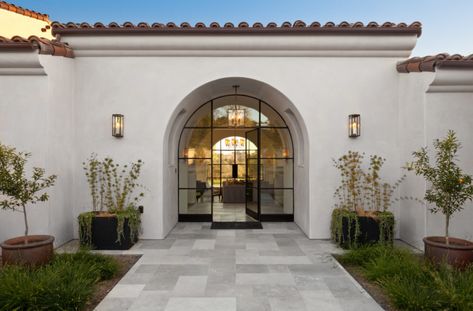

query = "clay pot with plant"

[
  {"left": 0, "top": 143, "right": 57, "bottom": 266},
  {"left": 408, "top": 130, "right": 473, "bottom": 269},
  {"left": 331, "top": 151, "right": 403, "bottom": 249},
  {"left": 78, "top": 154, "right": 144, "bottom": 250}
]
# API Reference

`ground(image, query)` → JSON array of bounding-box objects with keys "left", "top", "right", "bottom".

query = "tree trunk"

[
  {"left": 23, "top": 204, "right": 29, "bottom": 244},
  {"left": 445, "top": 214, "right": 450, "bottom": 245}
]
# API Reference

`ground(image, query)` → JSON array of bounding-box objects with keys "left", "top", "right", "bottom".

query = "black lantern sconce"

[
  {"left": 112, "top": 114, "right": 124, "bottom": 138},
  {"left": 348, "top": 114, "right": 360, "bottom": 138}
]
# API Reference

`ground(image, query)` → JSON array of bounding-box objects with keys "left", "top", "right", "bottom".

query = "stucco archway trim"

[{"left": 163, "top": 77, "right": 311, "bottom": 237}]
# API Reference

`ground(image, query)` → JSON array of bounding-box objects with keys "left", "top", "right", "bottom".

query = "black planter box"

[
  {"left": 341, "top": 215, "right": 393, "bottom": 248},
  {"left": 81, "top": 215, "right": 137, "bottom": 250}
]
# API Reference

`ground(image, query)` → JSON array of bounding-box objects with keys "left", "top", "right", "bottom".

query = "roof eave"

[{"left": 52, "top": 27, "right": 422, "bottom": 36}]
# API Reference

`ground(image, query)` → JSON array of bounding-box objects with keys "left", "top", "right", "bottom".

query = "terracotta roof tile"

[
  {"left": 51, "top": 21, "right": 422, "bottom": 36},
  {"left": 0, "top": 36, "right": 74, "bottom": 58},
  {"left": 397, "top": 54, "right": 473, "bottom": 73},
  {"left": 0, "top": 1, "right": 49, "bottom": 21}
]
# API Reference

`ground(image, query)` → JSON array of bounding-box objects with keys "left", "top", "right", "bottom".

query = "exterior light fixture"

[
  {"left": 112, "top": 114, "right": 124, "bottom": 138},
  {"left": 348, "top": 114, "right": 360, "bottom": 138}
]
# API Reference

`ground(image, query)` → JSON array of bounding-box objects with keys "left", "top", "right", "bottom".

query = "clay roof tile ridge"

[
  {"left": 398, "top": 53, "right": 473, "bottom": 73},
  {"left": 50, "top": 20, "right": 423, "bottom": 37}
]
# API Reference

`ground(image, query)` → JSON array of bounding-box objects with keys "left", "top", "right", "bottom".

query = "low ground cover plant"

[
  {"left": 338, "top": 245, "right": 473, "bottom": 311},
  {"left": 0, "top": 250, "right": 118, "bottom": 310}
]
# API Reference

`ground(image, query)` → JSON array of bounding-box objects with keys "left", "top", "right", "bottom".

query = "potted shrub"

[
  {"left": 0, "top": 143, "right": 57, "bottom": 266},
  {"left": 78, "top": 154, "right": 144, "bottom": 250},
  {"left": 331, "top": 151, "right": 401, "bottom": 249},
  {"left": 408, "top": 130, "right": 473, "bottom": 268}
]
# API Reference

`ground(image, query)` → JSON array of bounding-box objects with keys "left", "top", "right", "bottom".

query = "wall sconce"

[
  {"left": 112, "top": 114, "right": 124, "bottom": 138},
  {"left": 348, "top": 114, "right": 360, "bottom": 138}
]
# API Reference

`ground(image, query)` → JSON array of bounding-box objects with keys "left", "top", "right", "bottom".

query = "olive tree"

[{"left": 0, "top": 143, "right": 56, "bottom": 239}]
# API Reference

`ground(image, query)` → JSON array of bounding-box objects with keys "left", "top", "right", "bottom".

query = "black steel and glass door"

[
  {"left": 178, "top": 94, "right": 294, "bottom": 222},
  {"left": 245, "top": 128, "right": 259, "bottom": 220}
]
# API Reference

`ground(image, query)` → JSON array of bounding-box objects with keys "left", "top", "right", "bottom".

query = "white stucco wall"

[
  {"left": 66, "top": 43, "right": 409, "bottom": 239},
  {"left": 424, "top": 70, "right": 473, "bottom": 243},
  {"left": 0, "top": 65, "right": 49, "bottom": 246},
  {"left": 1, "top": 32, "right": 472, "bottom": 248},
  {"left": 398, "top": 72, "right": 432, "bottom": 249},
  {"left": 399, "top": 69, "right": 473, "bottom": 250},
  {"left": 0, "top": 52, "right": 74, "bottom": 249}
]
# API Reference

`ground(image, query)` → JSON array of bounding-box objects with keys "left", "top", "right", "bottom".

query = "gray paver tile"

[
  {"left": 95, "top": 297, "right": 134, "bottom": 311},
  {"left": 172, "top": 276, "right": 208, "bottom": 296},
  {"left": 164, "top": 297, "right": 236, "bottom": 311},
  {"left": 236, "top": 296, "right": 271, "bottom": 311},
  {"left": 93, "top": 223, "right": 382, "bottom": 311},
  {"left": 128, "top": 292, "right": 169, "bottom": 311}
]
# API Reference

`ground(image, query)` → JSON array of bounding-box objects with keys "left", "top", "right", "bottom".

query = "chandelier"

[
  {"left": 228, "top": 84, "right": 245, "bottom": 127},
  {"left": 224, "top": 136, "right": 246, "bottom": 148},
  {"left": 227, "top": 109, "right": 245, "bottom": 127}
]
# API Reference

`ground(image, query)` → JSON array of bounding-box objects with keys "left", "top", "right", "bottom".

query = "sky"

[{"left": 8, "top": 0, "right": 473, "bottom": 56}]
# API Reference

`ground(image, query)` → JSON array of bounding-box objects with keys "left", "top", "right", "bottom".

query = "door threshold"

[{"left": 211, "top": 222, "right": 263, "bottom": 229}]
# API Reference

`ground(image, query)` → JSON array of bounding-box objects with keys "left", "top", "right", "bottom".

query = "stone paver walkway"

[{"left": 95, "top": 222, "right": 383, "bottom": 311}]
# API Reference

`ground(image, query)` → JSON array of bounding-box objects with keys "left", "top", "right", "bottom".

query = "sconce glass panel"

[
  {"left": 112, "top": 114, "right": 124, "bottom": 137},
  {"left": 348, "top": 114, "right": 360, "bottom": 138}
]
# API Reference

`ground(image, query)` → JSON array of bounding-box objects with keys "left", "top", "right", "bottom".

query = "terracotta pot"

[
  {"left": 423, "top": 236, "right": 473, "bottom": 269},
  {"left": 1, "top": 235, "right": 54, "bottom": 266}
]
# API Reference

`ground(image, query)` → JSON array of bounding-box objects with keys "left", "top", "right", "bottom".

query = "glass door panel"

[
  {"left": 179, "top": 189, "right": 212, "bottom": 214},
  {"left": 179, "top": 128, "right": 211, "bottom": 158},
  {"left": 245, "top": 128, "right": 259, "bottom": 220},
  {"left": 259, "top": 159, "right": 293, "bottom": 189},
  {"left": 178, "top": 159, "right": 211, "bottom": 188},
  {"left": 178, "top": 95, "right": 294, "bottom": 223},
  {"left": 260, "top": 189, "right": 293, "bottom": 215},
  {"left": 260, "top": 128, "right": 292, "bottom": 158},
  {"left": 213, "top": 96, "right": 260, "bottom": 127}
]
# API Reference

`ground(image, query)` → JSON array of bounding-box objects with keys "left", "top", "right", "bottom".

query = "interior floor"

[
  {"left": 213, "top": 203, "right": 257, "bottom": 222},
  {"left": 182, "top": 199, "right": 289, "bottom": 222}
]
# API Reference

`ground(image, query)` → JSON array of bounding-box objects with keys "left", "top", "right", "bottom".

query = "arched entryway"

[
  {"left": 178, "top": 93, "right": 294, "bottom": 223},
  {"left": 162, "top": 77, "right": 310, "bottom": 237}
]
